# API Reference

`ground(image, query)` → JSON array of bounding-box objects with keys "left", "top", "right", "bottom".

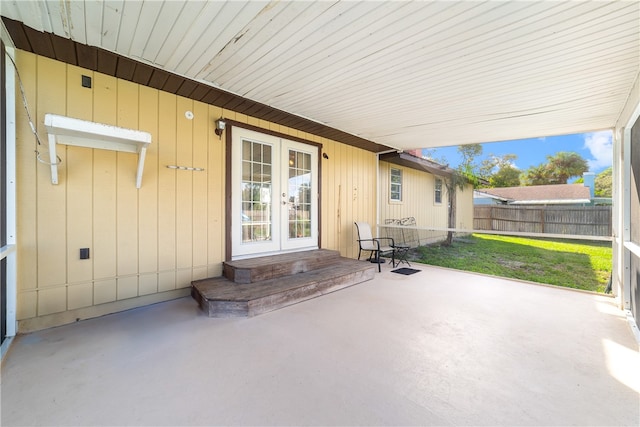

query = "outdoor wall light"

[{"left": 215, "top": 118, "right": 226, "bottom": 136}]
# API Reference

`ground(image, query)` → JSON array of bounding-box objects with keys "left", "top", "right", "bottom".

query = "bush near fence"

[{"left": 474, "top": 205, "right": 612, "bottom": 237}]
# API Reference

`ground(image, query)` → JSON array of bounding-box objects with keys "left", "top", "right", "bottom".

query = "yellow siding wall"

[
  {"left": 378, "top": 161, "right": 473, "bottom": 243},
  {"left": 456, "top": 182, "right": 474, "bottom": 232},
  {"left": 319, "top": 139, "right": 377, "bottom": 259},
  {"left": 14, "top": 51, "right": 376, "bottom": 329}
]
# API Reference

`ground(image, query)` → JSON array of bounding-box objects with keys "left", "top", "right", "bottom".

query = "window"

[
  {"left": 390, "top": 168, "right": 402, "bottom": 201},
  {"left": 435, "top": 178, "right": 443, "bottom": 204}
]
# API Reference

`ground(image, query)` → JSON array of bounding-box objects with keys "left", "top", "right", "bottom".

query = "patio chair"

[{"left": 354, "top": 221, "right": 396, "bottom": 272}]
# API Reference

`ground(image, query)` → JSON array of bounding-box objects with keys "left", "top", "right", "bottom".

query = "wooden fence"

[{"left": 474, "top": 205, "right": 612, "bottom": 237}]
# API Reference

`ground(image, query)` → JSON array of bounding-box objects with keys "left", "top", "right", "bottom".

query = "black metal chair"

[{"left": 354, "top": 221, "right": 396, "bottom": 272}]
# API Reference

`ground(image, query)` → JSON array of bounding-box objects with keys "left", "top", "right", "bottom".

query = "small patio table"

[{"left": 392, "top": 244, "right": 410, "bottom": 268}]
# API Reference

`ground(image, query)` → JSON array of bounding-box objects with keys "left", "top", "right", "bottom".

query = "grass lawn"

[{"left": 414, "top": 234, "right": 612, "bottom": 293}]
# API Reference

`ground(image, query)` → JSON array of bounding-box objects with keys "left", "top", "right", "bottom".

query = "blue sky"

[{"left": 422, "top": 130, "right": 613, "bottom": 179}]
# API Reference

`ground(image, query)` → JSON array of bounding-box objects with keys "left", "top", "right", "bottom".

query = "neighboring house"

[
  {"left": 379, "top": 151, "right": 474, "bottom": 245},
  {"left": 474, "top": 184, "right": 592, "bottom": 206}
]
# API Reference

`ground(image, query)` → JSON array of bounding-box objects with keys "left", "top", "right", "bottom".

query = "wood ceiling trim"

[
  {"left": 50, "top": 34, "right": 77, "bottom": 64},
  {"left": 212, "top": 92, "right": 237, "bottom": 107},
  {"left": 1, "top": 18, "right": 30, "bottom": 51},
  {"left": 176, "top": 80, "right": 198, "bottom": 98},
  {"left": 115, "top": 56, "right": 137, "bottom": 81},
  {"left": 190, "top": 84, "right": 213, "bottom": 102},
  {"left": 161, "top": 74, "right": 183, "bottom": 93},
  {"left": 200, "top": 89, "right": 225, "bottom": 105},
  {"left": 1, "top": 17, "right": 389, "bottom": 153},
  {"left": 22, "top": 25, "right": 54, "bottom": 59},
  {"left": 224, "top": 97, "right": 251, "bottom": 112},
  {"left": 96, "top": 49, "right": 118, "bottom": 76},
  {"left": 132, "top": 63, "right": 154, "bottom": 86},
  {"left": 147, "top": 69, "right": 170, "bottom": 90},
  {"left": 75, "top": 43, "right": 97, "bottom": 70}
]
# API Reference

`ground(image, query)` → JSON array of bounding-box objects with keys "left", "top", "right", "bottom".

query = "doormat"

[{"left": 391, "top": 268, "right": 420, "bottom": 275}]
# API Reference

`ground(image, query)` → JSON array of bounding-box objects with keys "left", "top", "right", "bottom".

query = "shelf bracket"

[{"left": 44, "top": 114, "right": 152, "bottom": 189}]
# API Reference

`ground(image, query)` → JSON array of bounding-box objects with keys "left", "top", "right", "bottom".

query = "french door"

[{"left": 231, "top": 128, "right": 318, "bottom": 259}]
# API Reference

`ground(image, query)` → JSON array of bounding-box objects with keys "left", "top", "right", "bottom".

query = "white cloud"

[{"left": 583, "top": 131, "right": 612, "bottom": 171}]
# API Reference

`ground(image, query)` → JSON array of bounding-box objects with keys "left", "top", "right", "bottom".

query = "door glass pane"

[
  {"left": 287, "top": 149, "right": 312, "bottom": 239},
  {"left": 241, "top": 139, "right": 272, "bottom": 243}
]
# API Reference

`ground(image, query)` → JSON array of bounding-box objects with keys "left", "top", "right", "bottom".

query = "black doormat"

[{"left": 391, "top": 268, "right": 420, "bottom": 275}]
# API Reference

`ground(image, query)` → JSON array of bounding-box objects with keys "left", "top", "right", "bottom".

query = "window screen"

[
  {"left": 435, "top": 178, "right": 443, "bottom": 204},
  {"left": 390, "top": 168, "right": 402, "bottom": 201}
]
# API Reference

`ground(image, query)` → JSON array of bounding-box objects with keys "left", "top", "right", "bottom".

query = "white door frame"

[{"left": 229, "top": 125, "right": 319, "bottom": 260}]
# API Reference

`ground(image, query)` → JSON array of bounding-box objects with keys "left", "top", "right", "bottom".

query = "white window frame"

[
  {"left": 434, "top": 177, "right": 443, "bottom": 204},
  {"left": 390, "top": 167, "right": 402, "bottom": 202}
]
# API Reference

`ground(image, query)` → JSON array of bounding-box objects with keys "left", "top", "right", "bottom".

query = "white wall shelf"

[{"left": 44, "top": 114, "right": 152, "bottom": 188}]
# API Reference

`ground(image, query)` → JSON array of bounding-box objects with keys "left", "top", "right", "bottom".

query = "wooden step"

[
  {"left": 223, "top": 249, "right": 342, "bottom": 284},
  {"left": 192, "top": 258, "right": 375, "bottom": 317}
]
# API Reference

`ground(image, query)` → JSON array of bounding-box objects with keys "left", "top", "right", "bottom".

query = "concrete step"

[
  {"left": 223, "top": 249, "right": 342, "bottom": 284},
  {"left": 192, "top": 257, "right": 375, "bottom": 317}
]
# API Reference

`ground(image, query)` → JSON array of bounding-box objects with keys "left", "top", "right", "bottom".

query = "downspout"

[{"left": 376, "top": 149, "right": 399, "bottom": 233}]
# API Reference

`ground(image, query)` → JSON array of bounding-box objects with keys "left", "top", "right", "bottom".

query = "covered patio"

[
  {"left": 1, "top": 2, "right": 639, "bottom": 424},
  {"left": 2, "top": 264, "right": 638, "bottom": 426}
]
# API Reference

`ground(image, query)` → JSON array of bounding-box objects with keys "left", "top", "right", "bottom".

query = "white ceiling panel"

[
  {"left": 147, "top": 1, "right": 203, "bottom": 66},
  {"left": 2, "top": 0, "right": 638, "bottom": 149},
  {"left": 128, "top": 0, "right": 164, "bottom": 58},
  {"left": 84, "top": 0, "right": 105, "bottom": 47},
  {"left": 115, "top": 0, "right": 142, "bottom": 53},
  {"left": 100, "top": 0, "right": 124, "bottom": 52}
]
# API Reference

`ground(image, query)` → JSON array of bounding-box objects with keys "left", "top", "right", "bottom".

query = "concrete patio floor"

[{"left": 2, "top": 263, "right": 639, "bottom": 426}]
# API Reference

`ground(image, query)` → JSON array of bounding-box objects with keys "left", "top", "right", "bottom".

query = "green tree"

[
  {"left": 595, "top": 167, "right": 612, "bottom": 197},
  {"left": 479, "top": 154, "right": 520, "bottom": 187},
  {"left": 457, "top": 144, "right": 483, "bottom": 176},
  {"left": 442, "top": 173, "right": 468, "bottom": 246},
  {"left": 546, "top": 151, "right": 588, "bottom": 184},
  {"left": 521, "top": 164, "right": 551, "bottom": 185},
  {"left": 521, "top": 152, "right": 588, "bottom": 185},
  {"left": 490, "top": 164, "right": 521, "bottom": 187}
]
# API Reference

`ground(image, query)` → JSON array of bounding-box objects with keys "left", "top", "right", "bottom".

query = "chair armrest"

[
  {"left": 357, "top": 238, "right": 380, "bottom": 250},
  {"left": 374, "top": 237, "right": 395, "bottom": 247}
]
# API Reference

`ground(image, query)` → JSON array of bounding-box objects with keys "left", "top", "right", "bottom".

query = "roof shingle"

[{"left": 477, "top": 184, "right": 590, "bottom": 204}]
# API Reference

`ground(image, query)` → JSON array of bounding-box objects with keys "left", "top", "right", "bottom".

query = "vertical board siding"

[
  {"left": 115, "top": 79, "right": 140, "bottom": 301},
  {"left": 175, "top": 97, "right": 194, "bottom": 281},
  {"left": 157, "top": 91, "right": 177, "bottom": 292},
  {"left": 317, "top": 138, "right": 377, "bottom": 259},
  {"left": 191, "top": 101, "right": 209, "bottom": 280},
  {"left": 137, "top": 85, "right": 159, "bottom": 279},
  {"left": 474, "top": 205, "right": 612, "bottom": 236},
  {"left": 207, "top": 105, "right": 224, "bottom": 278},
  {"left": 36, "top": 56, "right": 67, "bottom": 289},
  {"left": 92, "top": 73, "right": 117, "bottom": 284},
  {"left": 15, "top": 51, "right": 378, "bottom": 324},
  {"left": 456, "top": 184, "right": 474, "bottom": 231},
  {"left": 378, "top": 161, "right": 473, "bottom": 245},
  {"left": 15, "top": 52, "right": 38, "bottom": 320},
  {"left": 65, "top": 65, "right": 93, "bottom": 286}
]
